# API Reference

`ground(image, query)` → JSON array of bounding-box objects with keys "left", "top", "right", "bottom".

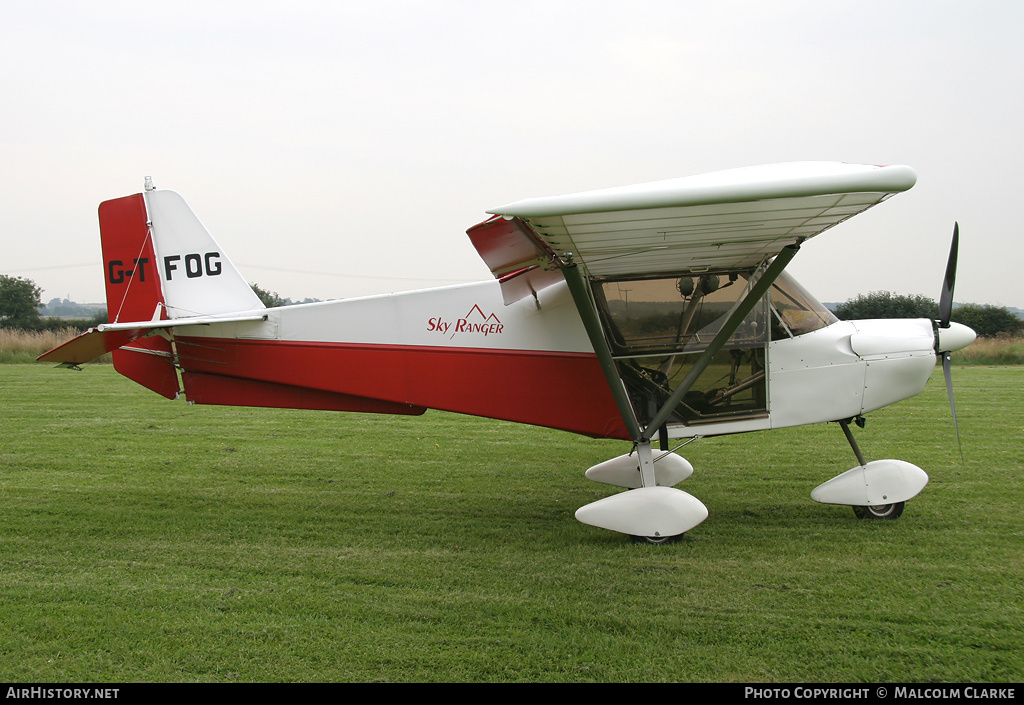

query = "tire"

[
  {"left": 852, "top": 501, "right": 905, "bottom": 520},
  {"left": 630, "top": 533, "right": 684, "bottom": 544}
]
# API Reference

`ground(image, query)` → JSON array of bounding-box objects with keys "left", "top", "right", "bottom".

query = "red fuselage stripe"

[{"left": 176, "top": 337, "right": 630, "bottom": 439}]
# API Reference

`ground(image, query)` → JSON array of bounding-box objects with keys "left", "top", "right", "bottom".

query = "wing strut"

[{"left": 639, "top": 244, "right": 800, "bottom": 443}]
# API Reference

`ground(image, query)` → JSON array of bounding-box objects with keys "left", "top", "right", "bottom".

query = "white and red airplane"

[{"left": 40, "top": 162, "right": 976, "bottom": 543}]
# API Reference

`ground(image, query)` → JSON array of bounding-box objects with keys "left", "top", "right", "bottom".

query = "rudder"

[{"left": 98, "top": 192, "right": 179, "bottom": 398}]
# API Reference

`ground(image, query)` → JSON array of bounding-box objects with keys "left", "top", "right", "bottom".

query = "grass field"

[{"left": 1, "top": 363, "right": 1021, "bottom": 682}]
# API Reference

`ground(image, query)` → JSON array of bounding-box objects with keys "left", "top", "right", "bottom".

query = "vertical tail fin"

[
  {"left": 96, "top": 183, "right": 264, "bottom": 398},
  {"left": 143, "top": 189, "right": 264, "bottom": 318}
]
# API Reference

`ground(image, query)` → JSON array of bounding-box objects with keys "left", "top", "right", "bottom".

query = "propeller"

[
  {"left": 939, "top": 223, "right": 958, "bottom": 328},
  {"left": 934, "top": 223, "right": 972, "bottom": 460}
]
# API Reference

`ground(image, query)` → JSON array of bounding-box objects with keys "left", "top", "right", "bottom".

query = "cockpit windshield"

[{"left": 768, "top": 271, "right": 838, "bottom": 338}]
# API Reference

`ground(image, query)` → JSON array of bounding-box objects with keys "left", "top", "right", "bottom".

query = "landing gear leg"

[
  {"left": 629, "top": 440, "right": 688, "bottom": 543},
  {"left": 839, "top": 417, "right": 868, "bottom": 467}
]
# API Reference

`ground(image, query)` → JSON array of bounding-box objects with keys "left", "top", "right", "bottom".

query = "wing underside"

[{"left": 469, "top": 162, "right": 916, "bottom": 299}]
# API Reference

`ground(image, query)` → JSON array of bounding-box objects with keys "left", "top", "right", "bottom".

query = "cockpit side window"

[
  {"left": 594, "top": 271, "right": 769, "bottom": 355},
  {"left": 593, "top": 268, "right": 769, "bottom": 427}
]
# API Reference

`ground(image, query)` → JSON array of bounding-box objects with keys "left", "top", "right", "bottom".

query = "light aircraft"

[{"left": 40, "top": 162, "right": 976, "bottom": 543}]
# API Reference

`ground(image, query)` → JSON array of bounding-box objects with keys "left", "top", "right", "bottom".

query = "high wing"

[
  {"left": 469, "top": 162, "right": 916, "bottom": 303},
  {"left": 468, "top": 161, "right": 918, "bottom": 447}
]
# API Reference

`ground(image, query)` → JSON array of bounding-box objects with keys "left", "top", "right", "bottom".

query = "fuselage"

[
  {"left": 175, "top": 279, "right": 630, "bottom": 439},
  {"left": 172, "top": 277, "right": 973, "bottom": 442}
]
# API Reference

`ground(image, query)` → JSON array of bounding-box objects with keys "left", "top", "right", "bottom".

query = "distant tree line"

[
  {"left": 2, "top": 275, "right": 106, "bottom": 332},
  {"left": 833, "top": 291, "right": 1022, "bottom": 337},
  {"left": 249, "top": 283, "right": 320, "bottom": 308},
  {"left": 38, "top": 297, "right": 105, "bottom": 319},
  {"left": 250, "top": 283, "right": 287, "bottom": 308},
  {"left": 0, "top": 275, "right": 43, "bottom": 329}
]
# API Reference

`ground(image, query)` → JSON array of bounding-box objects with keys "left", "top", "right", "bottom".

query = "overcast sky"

[{"left": 2, "top": 1, "right": 1021, "bottom": 309}]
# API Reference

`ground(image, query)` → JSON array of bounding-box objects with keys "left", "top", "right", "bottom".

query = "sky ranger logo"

[{"left": 427, "top": 305, "right": 504, "bottom": 340}]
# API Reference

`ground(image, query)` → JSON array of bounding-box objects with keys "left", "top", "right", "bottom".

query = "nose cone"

[{"left": 937, "top": 321, "right": 976, "bottom": 352}]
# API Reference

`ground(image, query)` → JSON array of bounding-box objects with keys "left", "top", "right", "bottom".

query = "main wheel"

[
  {"left": 852, "top": 501, "right": 905, "bottom": 520},
  {"left": 631, "top": 533, "right": 684, "bottom": 544}
]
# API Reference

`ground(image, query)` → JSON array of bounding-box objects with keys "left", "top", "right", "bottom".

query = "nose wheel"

[
  {"left": 631, "top": 533, "right": 685, "bottom": 544},
  {"left": 852, "top": 502, "right": 905, "bottom": 520}
]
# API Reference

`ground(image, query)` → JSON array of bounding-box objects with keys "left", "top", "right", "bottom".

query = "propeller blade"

[
  {"left": 942, "top": 351, "right": 964, "bottom": 462},
  {"left": 939, "top": 222, "right": 959, "bottom": 328}
]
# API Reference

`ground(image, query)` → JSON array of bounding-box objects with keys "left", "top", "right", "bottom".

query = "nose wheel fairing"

[
  {"left": 810, "top": 418, "right": 928, "bottom": 518},
  {"left": 811, "top": 459, "right": 928, "bottom": 509}
]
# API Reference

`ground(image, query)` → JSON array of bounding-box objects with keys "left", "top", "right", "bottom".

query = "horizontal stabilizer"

[
  {"left": 37, "top": 328, "right": 148, "bottom": 365},
  {"left": 37, "top": 313, "right": 268, "bottom": 365}
]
